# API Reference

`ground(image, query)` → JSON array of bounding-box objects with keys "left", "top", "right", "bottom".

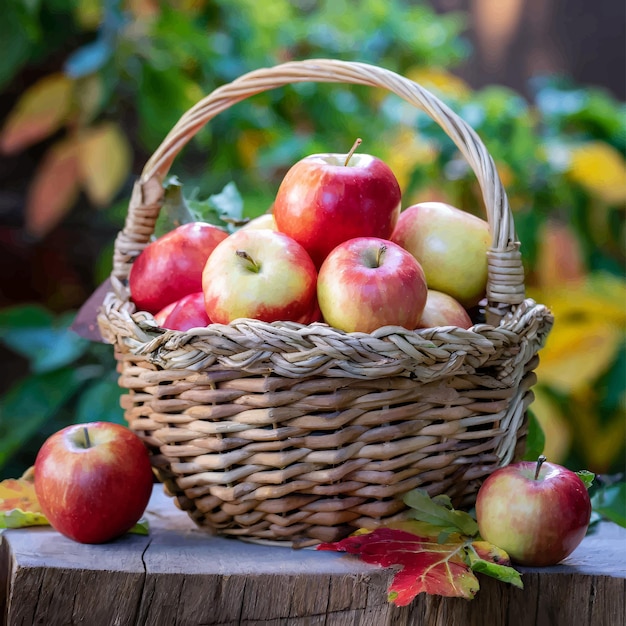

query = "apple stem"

[
  {"left": 344, "top": 138, "right": 362, "bottom": 166},
  {"left": 83, "top": 427, "right": 92, "bottom": 449},
  {"left": 236, "top": 249, "right": 260, "bottom": 273},
  {"left": 534, "top": 454, "right": 547, "bottom": 480},
  {"left": 376, "top": 244, "right": 387, "bottom": 267}
]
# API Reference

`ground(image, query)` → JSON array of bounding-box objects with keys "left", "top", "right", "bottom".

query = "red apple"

[
  {"left": 161, "top": 292, "right": 211, "bottom": 331},
  {"left": 273, "top": 140, "right": 402, "bottom": 267},
  {"left": 34, "top": 422, "right": 154, "bottom": 544},
  {"left": 202, "top": 228, "right": 318, "bottom": 324},
  {"left": 391, "top": 202, "right": 490, "bottom": 307},
  {"left": 154, "top": 300, "right": 177, "bottom": 326},
  {"left": 316, "top": 237, "right": 428, "bottom": 334},
  {"left": 475, "top": 456, "right": 592, "bottom": 566},
  {"left": 129, "top": 221, "right": 228, "bottom": 314},
  {"left": 417, "top": 289, "right": 473, "bottom": 329}
]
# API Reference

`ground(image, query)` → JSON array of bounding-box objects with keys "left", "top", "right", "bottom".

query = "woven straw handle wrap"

[{"left": 114, "top": 59, "right": 525, "bottom": 315}]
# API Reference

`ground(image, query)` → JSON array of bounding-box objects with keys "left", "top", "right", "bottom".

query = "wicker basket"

[{"left": 97, "top": 59, "right": 553, "bottom": 547}]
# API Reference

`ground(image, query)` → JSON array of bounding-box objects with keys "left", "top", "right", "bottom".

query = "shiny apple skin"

[
  {"left": 475, "top": 460, "right": 592, "bottom": 566},
  {"left": 161, "top": 292, "right": 211, "bottom": 331},
  {"left": 202, "top": 228, "right": 318, "bottom": 324},
  {"left": 317, "top": 237, "right": 428, "bottom": 334},
  {"left": 34, "top": 422, "right": 154, "bottom": 544},
  {"left": 417, "top": 289, "right": 473, "bottom": 329},
  {"left": 129, "top": 222, "right": 228, "bottom": 314},
  {"left": 391, "top": 202, "right": 490, "bottom": 308},
  {"left": 273, "top": 153, "right": 401, "bottom": 268}
]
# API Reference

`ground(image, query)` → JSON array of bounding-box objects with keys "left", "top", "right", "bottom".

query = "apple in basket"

[
  {"left": 34, "top": 422, "right": 154, "bottom": 544},
  {"left": 317, "top": 237, "right": 428, "bottom": 334},
  {"left": 273, "top": 139, "right": 402, "bottom": 268},
  {"left": 391, "top": 202, "right": 490, "bottom": 308},
  {"left": 129, "top": 221, "right": 228, "bottom": 314},
  {"left": 202, "top": 228, "right": 318, "bottom": 324},
  {"left": 417, "top": 289, "right": 473, "bottom": 329},
  {"left": 158, "top": 291, "right": 211, "bottom": 331},
  {"left": 475, "top": 456, "right": 592, "bottom": 566}
]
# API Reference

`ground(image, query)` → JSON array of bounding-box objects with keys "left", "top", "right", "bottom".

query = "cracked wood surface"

[{"left": 2, "top": 486, "right": 625, "bottom": 626}]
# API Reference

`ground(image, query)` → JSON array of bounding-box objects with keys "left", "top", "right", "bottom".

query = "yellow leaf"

[
  {"left": 534, "top": 316, "right": 622, "bottom": 393},
  {"left": 237, "top": 129, "right": 270, "bottom": 169},
  {"left": 26, "top": 138, "right": 81, "bottom": 238},
  {"left": 0, "top": 468, "right": 41, "bottom": 514},
  {"left": 568, "top": 141, "right": 626, "bottom": 205},
  {"left": 381, "top": 126, "right": 437, "bottom": 189},
  {"left": 530, "top": 274, "right": 625, "bottom": 393},
  {"left": 75, "top": 74, "right": 105, "bottom": 125},
  {"left": 74, "top": 0, "right": 103, "bottom": 29},
  {"left": 406, "top": 67, "right": 472, "bottom": 99},
  {"left": 0, "top": 74, "right": 74, "bottom": 154},
  {"left": 78, "top": 122, "right": 132, "bottom": 206},
  {"left": 531, "top": 387, "right": 572, "bottom": 464}
]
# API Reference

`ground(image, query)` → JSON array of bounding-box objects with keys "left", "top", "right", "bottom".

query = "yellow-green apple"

[
  {"left": 417, "top": 289, "right": 473, "bottom": 329},
  {"left": 160, "top": 292, "right": 211, "bottom": 331},
  {"left": 317, "top": 237, "right": 428, "bottom": 334},
  {"left": 391, "top": 202, "right": 490, "bottom": 307},
  {"left": 273, "top": 140, "right": 402, "bottom": 268},
  {"left": 475, "top": 456, "right": 592, "bottom": 566},
  {"left": 129, "top": 222, "right": 228, "bottom": 314},
  {"left": 34, "top": 422, "right": 154, "bottom": 544},
  {"left": 240, "top": 213, "right": 277, "bottom": 231},
  {"left": 202, "top": 228, "right": 318, "bottom": 324}
]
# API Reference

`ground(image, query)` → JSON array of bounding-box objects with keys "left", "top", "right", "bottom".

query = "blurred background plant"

[{"left": 0, "top": 0, "right": 624, "bottom": 484}]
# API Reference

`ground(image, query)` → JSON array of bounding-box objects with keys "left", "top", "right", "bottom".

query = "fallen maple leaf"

[
  {"left": 317, "top": 489, "right": 523, "bottom": 605},
  {"left": 0, "top": 467, "right": 48, "bottom": 529}
]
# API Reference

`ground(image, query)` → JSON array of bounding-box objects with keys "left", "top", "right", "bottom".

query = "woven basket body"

[{"left": 98, "top": 60, "right": 553, "bottom": 546}]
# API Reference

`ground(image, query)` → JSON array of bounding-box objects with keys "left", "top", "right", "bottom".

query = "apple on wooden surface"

[
  {"left": 129, "top": 221, "right": 228, "bottom": 314},
  {"left": 475, "top": 456, "right": 592, "bottom": 567},
  {"left": 202, "top": 228, "right": 318, "bottom": 324},
  {"left": 34, "top": 422, "right": 154, "bottom": 544},
  {"left": 160, "top": 291, "right": 211, "bottom": 331},
  {"left": 317, "top": 237, "right": 428, "bottom": 334},
  {"left": 391, "top": 202, "right": 490, "bottom": 307},
  {"left": 417, "top": 289, "right": 473, "bottom": 329},
  {"left": 273, "top": 139, "right": 402, "bottom": 268}
]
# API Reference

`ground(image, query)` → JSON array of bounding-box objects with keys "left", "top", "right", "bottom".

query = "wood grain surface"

[{"left": 2, "top": 485, "right": 624, "bottom": 626}]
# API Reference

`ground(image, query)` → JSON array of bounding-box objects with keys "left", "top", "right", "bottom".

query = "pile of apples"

[{"left": 129, "top": 139, "right": 491, "bottom": 334}]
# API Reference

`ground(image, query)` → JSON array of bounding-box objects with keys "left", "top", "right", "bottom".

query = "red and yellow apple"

[
  {"left": 391, "top": 202, "right": 490, "bottom": 307},
  {"left": 273, "top": 141, "right": 402, "bottom": 268},
  {"left": 475, "top": 456, "right": 592, "bottom": 566},
  {"left": 417, "top": 289, "right": 473, "bottom": 329},
  {"left": 129, "top": 221, "right": 228, "bottom": 314},
  {"left": 317, "top": 237, "right": 428, "bottom": 334},
  {"left": 202, "top": 228, "right": 318, "bottom": 324},
  {"left": 34, "top": 422, "right": 154, "bottom": 544},
  {"left": 240, "top": 213, "right": 277, "bottom": 231}
]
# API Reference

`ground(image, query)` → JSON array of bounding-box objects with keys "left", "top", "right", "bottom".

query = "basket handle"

[{"left": 114, "top": 59, "right": 525, "bottom": 320}]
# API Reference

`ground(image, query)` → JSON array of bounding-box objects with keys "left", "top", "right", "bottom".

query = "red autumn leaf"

[
  {"left": 0, "top": 467, "right": 41, "bottom": 513},
  {"left": 25, "top": 137, "right": 81, "bottom": 237},
  {"left": 318, "top": 527, "right": 480, "bottom": 604}
]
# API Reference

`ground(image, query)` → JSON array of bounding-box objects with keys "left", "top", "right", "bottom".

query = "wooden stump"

[{"left": 2, "top": 486, "right": 625, "bottom": 626}]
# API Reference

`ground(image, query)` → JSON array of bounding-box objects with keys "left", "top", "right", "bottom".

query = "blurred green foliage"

[{"left": 0, "top": 0, "right": 624, "bottom": 485}]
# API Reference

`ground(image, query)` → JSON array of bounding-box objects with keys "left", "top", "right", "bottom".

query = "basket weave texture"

[{"left": 97, "top": 59, "right": 553, "bottom": 546}]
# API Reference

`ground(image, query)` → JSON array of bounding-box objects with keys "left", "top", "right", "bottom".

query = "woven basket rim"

[{"left": 106, "top": 58, "right": 528, "bottom": 326}]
